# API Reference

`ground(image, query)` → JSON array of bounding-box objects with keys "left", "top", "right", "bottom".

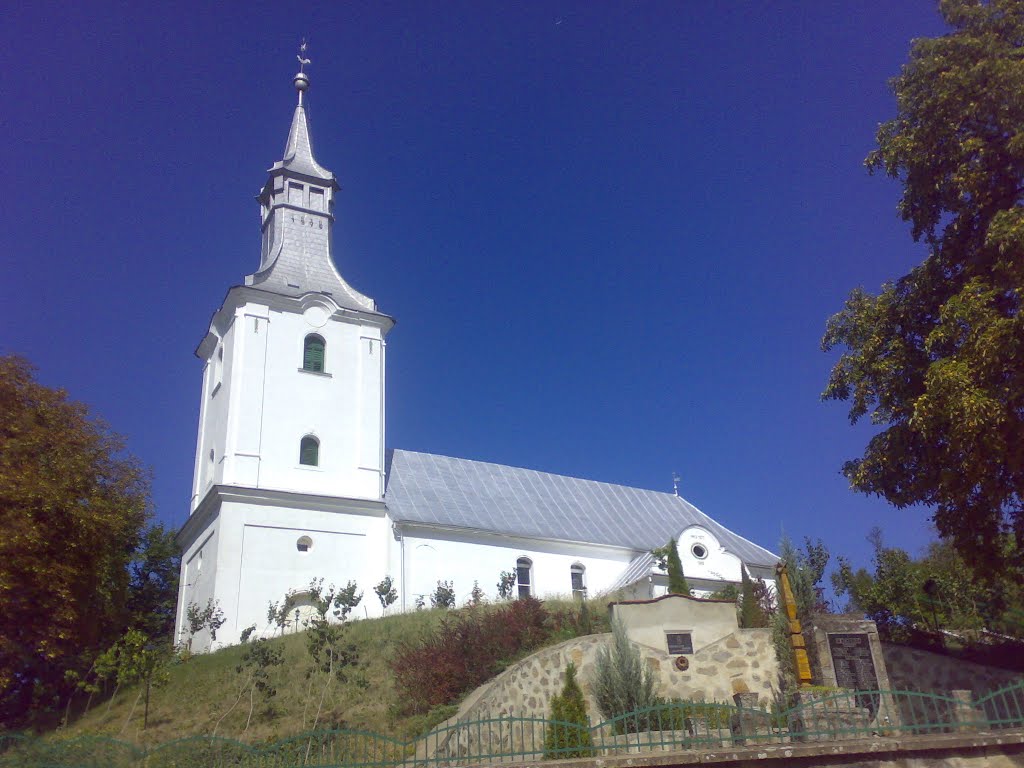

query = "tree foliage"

[
  {"left": 127, "top": 524, "right": 180, "bottom": 642},
  {"left": 544, "top": 662, "right": 594, "bottom": 759},
  {"left": 373, "top": 576, "right": 398, "bottom": 614},
  {"left": 430, "top": 580, "right": 456, "bottom": 609},
  {"left": 832, "top": 528, "right": 1024, "bottom": 640},
  {"left": 822, "top": 0, "right": 1024, "bottom": 575},
  {"left": 652, "top": 538, "right": 690, "bottom": 595},
  {"left": 593, "top": 619, "right": 656, "bottom": 722},
  {"left": 0, "top": 356, "right": 151, "bottom": 726},
  {"left": 739, "top": 567, "right": 771, "bottom": 628}
]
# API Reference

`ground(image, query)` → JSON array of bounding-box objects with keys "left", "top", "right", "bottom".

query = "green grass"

[{"left": 54, "top": 599, "right": 608, "bottom": 748}]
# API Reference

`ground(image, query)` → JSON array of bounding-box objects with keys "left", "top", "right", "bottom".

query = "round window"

[
  {"left": 297, "top": 536, "right": 313, "bottom": 552},
  {"left": 691, "top": 543, "right": 708, "bottom": 560}
]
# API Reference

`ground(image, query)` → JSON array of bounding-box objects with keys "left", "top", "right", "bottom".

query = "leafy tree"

[
  {"left": 95, "top": 629, "right": 171, "bottom": 731},
  {"left": 302, "top": 579, "right": 363, "bottom": 734},
  {"left": 468, "top": 580, "right": 485, "bottom": 606},
  {"left": 235, "top": 636, "right": 284, "bottom": 731},
  {"left": 184, "top": 598, "right": 226, "bottom": 650},
  {"left": 0, "top": 356, "right": 151, "bottom": 726},
  {"left": 832, "top": 528, "right": 1022, "bottom": 640},
  {"left": 127, "top": 524, "right": 180, "bottom": 642},
  {"left": 822, "top": 0, "right": 1024, "bottom": 576},
  {"left": 652, "top": 538, "right": 690, "bottom": 595},
  {"left": 544, "top": 662, "right": 594, "bottom": 759},
  {"left": 497, "top": 570, "right": 516, "bottom": 600},
  {"left": 593, "top": 619, "right": 656, "bottom": 723},
  {"left": 267, "top": 592, "right": 299, "bottom": 636},
  {"left": 331, "top": 580, "right": 363, "bottom": 621},
  {"left": 739, "top": 567, "right": 770, "bottom": 628},
  {"left": 431, "top": 580, "right": 456, "bottom": 609},
  {"left": 373, "top": 576, "right": 398, "bottom": 614}
]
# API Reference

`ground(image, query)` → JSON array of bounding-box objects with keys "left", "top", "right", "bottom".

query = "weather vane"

[
  {"left": 297, "top": 38, "right": 311, "bottom": 73},
  {"left": 672, "top": 472, "right": 681, "bottom": 497}
]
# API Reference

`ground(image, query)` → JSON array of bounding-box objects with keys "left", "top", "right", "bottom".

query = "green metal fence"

[{"left": 3, "top": 680, "right": 1023, "bottom": 767}]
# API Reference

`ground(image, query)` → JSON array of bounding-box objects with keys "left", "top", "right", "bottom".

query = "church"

[{"left": 173, "top": 64, "right": 778, "bottom": 652}]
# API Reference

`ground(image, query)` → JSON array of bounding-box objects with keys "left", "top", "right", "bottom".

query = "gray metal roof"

[
  {"left": 274, "top": 103, "right": 334, "bottom": 181},
  {"left": 243, "top": 95, "right": 379, "bottom": 313},
  {"left": 384, "top": 449, "right": 778, "bottom": 567}
]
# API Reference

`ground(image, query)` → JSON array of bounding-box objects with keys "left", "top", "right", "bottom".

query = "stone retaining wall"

[
  {"left": 881, "top": 643, "right": 1022, "bottom": 695},
  {"left": 450, "top": 629, "right": 778, "bottom": 725}
]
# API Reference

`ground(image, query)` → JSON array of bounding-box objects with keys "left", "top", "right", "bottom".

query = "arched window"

[
  {"left": 516, "top": 557, "right": 533, "bottom": 599},
  {"left": 296, "top": 535, "right": 313, "bottom": 552},
  {"left": 299, "top": 435, "right": 320, "bottom": 466},
  {"left": 570, "top": 563, "right": 586, "bottom": 600},
  {"left": 303, "top": 334, "right": 325, "bottom": 372}
]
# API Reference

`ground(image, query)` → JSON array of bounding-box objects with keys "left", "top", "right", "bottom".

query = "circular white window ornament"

[
  {"left": 691, "top": 543, "right": 708, "bottom": 560},
  {"left": 303, "top": 305, "right": 329, "bottom": 328}
]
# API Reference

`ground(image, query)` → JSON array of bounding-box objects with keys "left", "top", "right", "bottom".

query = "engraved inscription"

[
  {"left": 666, "top": 632, "right": 693, "bottom": 655},
  {"left": 828, "top": 633, "right": 879, "bottom": 717}
]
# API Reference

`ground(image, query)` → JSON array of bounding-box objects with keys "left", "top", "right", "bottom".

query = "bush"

[
  {"left": 544, "top": 662, "right": 593, "bottom": 759},
  {"left": 393, "top": 598, "right": 550, "bottom": 712},
  {"left": 593, "top": 619, "right": 657, "bottom": 723},
  {"left": 430, "top": 581, "right": 455, "bottom": 609}
]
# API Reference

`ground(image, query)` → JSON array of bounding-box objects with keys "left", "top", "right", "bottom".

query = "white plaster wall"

[
  {"left": 175, "top": 520, "right": 220, "bottom": 650},
  {"left": 647, "top": 525, "right": 748, "bottom": 598},
  {"left": 395, "top": 528, "right": 635, "bottom": 609},
  {"left": 191, "top": 320, "right": 236, "bottom": 511},
  {"left": 203, "top": 499, "right": 393, "bottom": 648},
  {"left": 249, "top": 307, "right": 385, "bottom": 500},
  {"left": 612, "top": 595, "right": 739, "bottom": 654}
]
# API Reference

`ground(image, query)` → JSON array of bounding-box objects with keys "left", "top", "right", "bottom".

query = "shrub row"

[{"left": 392, "top": 598, "right": 550, "bottom": 712}]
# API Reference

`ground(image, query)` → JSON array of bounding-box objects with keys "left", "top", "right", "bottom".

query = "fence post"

[{"left": 951, "top": 690, "right": 984, "bottom": 733}]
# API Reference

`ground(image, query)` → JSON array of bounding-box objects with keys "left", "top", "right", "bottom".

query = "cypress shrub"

[{"left": 544, "top": 662, "right": 593, "bottom": 759}]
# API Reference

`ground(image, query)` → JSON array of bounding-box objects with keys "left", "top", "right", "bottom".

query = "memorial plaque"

[
  {"left": 665, "top": 632, "right": 693, "bottom": 655},
  {"left": 828, "top": 633, "right": 879, "bottom": 716}
]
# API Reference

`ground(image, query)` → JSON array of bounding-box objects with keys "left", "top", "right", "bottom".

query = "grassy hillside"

[{"left": 54, "top": 599, "right": 604, "bottom": 748}]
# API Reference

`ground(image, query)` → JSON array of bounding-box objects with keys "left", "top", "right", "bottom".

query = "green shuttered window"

[
  {"left": 303, "top": 335, "right": 325, "bottom": 372},
  {"left": 299, "top": 436, "right": 319, "bottom": 466}
]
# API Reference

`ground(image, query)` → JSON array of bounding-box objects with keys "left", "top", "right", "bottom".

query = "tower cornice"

[{"left": 195, "top": 284, "right": 395, "bottom": 359}]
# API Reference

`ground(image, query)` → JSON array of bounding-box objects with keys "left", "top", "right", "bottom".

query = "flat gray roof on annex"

[{"left": 384, "top": 449, "right": 778, "bottom": 567}]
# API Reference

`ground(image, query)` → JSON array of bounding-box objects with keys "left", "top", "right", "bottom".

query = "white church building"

[{"left": 174, "top": 66, "right": 778, "bottom": 652}]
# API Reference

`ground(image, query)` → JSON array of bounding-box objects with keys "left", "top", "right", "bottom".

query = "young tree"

[
  {"left": 739, "top": 567, "right": 769, "bottom": 628},
  {"left": 653, "top": 538, "right": 690, "bottom": 595},
  {"left": 431, "top": 580, "right": 456, "bottom": 609},
  {"left": 236, "top": 637, "right": 285, "bottom": 731},
  {"left": 497, "top": 571, "right": 516, "bottom": 600},
  {"left": 544, "top": 662, "right": 594, "bottom": 759},
  {"left": 185, "top": 598, "right": 226, "bottom": 650},
  {"left": 373, "top": 576, "right": 398, "bottom": 614},
  {"left": 303, "top": 579, "right": 362, "bottom": 735},
  {"left": 100, "top": 629, "right": 171, "bottom": 731},
  {"left": 0, "top": 356, "right": 151, "bottom": 726},
  {"left": 593, "top": 619, "right": 656, "bottom": 722},
  {"left": 822, "top": 0, "right": 1024, "bottom": 577},
  {"left": 468, "top": 581, "right": 485, "bottom": 606}
]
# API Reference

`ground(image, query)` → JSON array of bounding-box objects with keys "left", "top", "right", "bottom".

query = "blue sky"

[{"left": 2, "top": 2, "right": 951, "bottom": 586}]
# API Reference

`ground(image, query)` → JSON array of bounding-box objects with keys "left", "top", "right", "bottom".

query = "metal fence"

[{"left": 3, "top": 680, "right": 1023, "bottom": 768}]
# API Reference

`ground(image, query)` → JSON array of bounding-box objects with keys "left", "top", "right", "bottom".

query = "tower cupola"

[{"left": 247, "top": 49, "right": 376, "bottom": 312}]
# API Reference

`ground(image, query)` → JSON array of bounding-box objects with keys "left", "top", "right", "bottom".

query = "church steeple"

[{"left": 246, "top": 50, "right": 376, "bottom": 312}]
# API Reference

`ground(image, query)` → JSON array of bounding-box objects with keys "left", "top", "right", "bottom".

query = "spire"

[
  {"left": 244, "top": 43, "right": 378, "bottom": 314},
  {"left": 279, "top": 41, "right": 333, "bottom": 181}
]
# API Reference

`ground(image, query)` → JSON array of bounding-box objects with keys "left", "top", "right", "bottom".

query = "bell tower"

[{"left": 175, "top": 51, "right": 395, "bottom": 650}]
